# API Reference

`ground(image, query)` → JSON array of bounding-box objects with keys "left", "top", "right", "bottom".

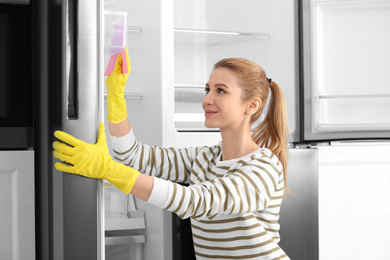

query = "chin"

[{"left": 204, "top": 121, "right": 217, "bottom": 129}]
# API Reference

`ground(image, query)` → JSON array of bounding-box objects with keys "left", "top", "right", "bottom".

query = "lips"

[{"left": 204, "top": 110, "right": 217, "bottom": 116}]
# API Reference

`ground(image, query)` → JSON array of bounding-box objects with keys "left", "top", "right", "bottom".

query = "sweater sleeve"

[
  {"left": 149, "top": 156, "right": 284, "bottom": 220},
  {"left": 109, "top": 129, "right": 201, "bottom": 184}
]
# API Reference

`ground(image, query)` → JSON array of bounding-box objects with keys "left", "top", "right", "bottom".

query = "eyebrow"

[{"left": 205, "top": 83, "right": 230, "bottom": 89}]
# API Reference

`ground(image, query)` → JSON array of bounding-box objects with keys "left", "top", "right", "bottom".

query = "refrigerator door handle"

[
  {"left": 60, "top": 0, "right": 102, "bottom": 259},
  {"left": 63, "top": 0, "right": 78, "bottom": 120}
]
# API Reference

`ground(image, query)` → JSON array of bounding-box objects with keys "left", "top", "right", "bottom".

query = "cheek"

[{"left": 227, "top": 97, "right": 246, "bottom": 112}]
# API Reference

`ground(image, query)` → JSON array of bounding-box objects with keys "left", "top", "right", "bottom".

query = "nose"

[{"left": 202, "top": 91, "right": 213, "bottom": 108}]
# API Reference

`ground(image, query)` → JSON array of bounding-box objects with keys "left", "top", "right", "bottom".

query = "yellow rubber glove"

[
  {"left": 53, "top": 122, "right": 140, "bottom": 194},
  {"left": 105, "top": 48, "right": 131, "bottom": 124}
]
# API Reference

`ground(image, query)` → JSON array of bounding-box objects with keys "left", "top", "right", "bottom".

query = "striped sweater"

[{"left": 110, "top": 130, "right": 289, "bottom": 260}]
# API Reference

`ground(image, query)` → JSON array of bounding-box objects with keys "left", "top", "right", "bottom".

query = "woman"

[{"left": 53, "top": 50, "right": 290, "bottom": 259}]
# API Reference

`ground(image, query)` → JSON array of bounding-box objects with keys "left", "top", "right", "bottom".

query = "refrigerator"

[
  {"left": 32, "top": 0, "right": 390, "bottom": 260},
  {"left": 35, "top": 0, "right": 104, "bottom": 259},
  {"left": 35, "top": 0, "right": 171, "bottom": 259}
]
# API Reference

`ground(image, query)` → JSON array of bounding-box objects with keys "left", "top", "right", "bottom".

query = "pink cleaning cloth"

[{"left": 104, "top": 49, "right": 128, "bottom": 76}]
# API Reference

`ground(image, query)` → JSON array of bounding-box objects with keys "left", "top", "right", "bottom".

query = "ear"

[{"left": 246, "top": 97, "right": 261, "bottom": 116}]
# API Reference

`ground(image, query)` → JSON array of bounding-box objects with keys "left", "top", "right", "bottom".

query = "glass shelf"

[
  {"left": 174, "top": 28, "right": 270, "bottom": 47},
  {"left": 174, "top": 83, "right": 204, "bottom": 92}
]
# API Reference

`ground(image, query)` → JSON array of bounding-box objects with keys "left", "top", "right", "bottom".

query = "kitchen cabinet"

[{"left": 0, "top": 151, "right": 34, "bottom": 259}]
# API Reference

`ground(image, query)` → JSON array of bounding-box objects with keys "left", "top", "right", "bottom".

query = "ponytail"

[{"left": 251, "top": 80, "right": 290, "bottom": 197}]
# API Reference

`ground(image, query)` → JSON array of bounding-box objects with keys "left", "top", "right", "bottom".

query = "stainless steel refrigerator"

[
  {"left": 35, "top": 0, "right": 104, "bottom": 259},
  {"left": 32, "top": 0, "right": 390, "bottom": 259}
]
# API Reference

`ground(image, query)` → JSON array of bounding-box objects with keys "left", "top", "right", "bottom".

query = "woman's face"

[{"left": 202, "top": 68, "right": 252, "bottom": 130}]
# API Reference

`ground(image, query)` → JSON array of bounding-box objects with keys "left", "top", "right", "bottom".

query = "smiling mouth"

[{"left": 205, "top": 110, "right": 217, "bottom": 116}]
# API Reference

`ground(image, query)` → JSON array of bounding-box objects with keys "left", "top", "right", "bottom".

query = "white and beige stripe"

[{"left": 111, "top": 130, "right": 289, "bottom": 259}]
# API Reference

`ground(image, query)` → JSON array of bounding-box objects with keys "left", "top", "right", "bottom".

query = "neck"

[{"left": 220, "top": 125, "right": 259, "bottom": 161}]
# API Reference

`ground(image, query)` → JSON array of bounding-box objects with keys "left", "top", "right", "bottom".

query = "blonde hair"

[{"left": 214, "top": 58, "right": 290, "bottom": 196}]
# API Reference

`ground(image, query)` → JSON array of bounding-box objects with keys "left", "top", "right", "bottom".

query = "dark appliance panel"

[{"left": 0, "top": 3, "right": 34, "bottom": 149}]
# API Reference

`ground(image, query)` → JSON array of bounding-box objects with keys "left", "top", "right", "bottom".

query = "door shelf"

[
  {"left": 174, "top": 28, "right": 270, "bottom": 47},
  {"left": 105, "top": 210, "right": 145, "bottom": 231},
  {"left": 315, "top": 123, "right": 390, "bottom": 132},
  {"left": 313, "top": 95, "right": 390, "bottom": 132},
  {"left": 313, "top": 0, "right": 390, "bottom": 9},
  {"left": 317, "top": 94, "right": 390, "bottom": 100},
  {"left": 105, "top": 235, "right": 145, "bottom": 245}
]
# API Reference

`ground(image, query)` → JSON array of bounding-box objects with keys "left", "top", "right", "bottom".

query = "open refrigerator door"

[
  {"left": 102, "top": 1, "right": 174, "bottom": 259},
  {"left": 301, "top": 0, "right": 390, "bottom": 142}
]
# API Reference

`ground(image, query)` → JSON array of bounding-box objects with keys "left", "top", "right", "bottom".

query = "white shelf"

[
  {"left": 175, "top": 83, "right": 204, "bottom": 93},
  {"left": 174, "top": 28, "right": 270, "bottom": 47}
]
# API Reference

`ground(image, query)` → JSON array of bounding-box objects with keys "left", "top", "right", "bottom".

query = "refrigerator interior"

[
  {"left": 101, "top": 0, "right": 305, "bottom": 259},
  {"left": 302, "top": 0, "right": 390, "bottom": 141},
  {"left": 173, "top": 0, "right": 300, "bottom": 143}
]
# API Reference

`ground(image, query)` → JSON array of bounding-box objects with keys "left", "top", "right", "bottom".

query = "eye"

[
  {"left": 204, "top": 87, "right": 210, "bottom": 94},
  {"left": 217, "top": 88, "right": 226, "bottom": 94}
]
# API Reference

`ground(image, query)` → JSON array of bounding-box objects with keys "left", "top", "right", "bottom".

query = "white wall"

[{"left": 318, "top": 143, "right": 390, "bottom": 260}]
